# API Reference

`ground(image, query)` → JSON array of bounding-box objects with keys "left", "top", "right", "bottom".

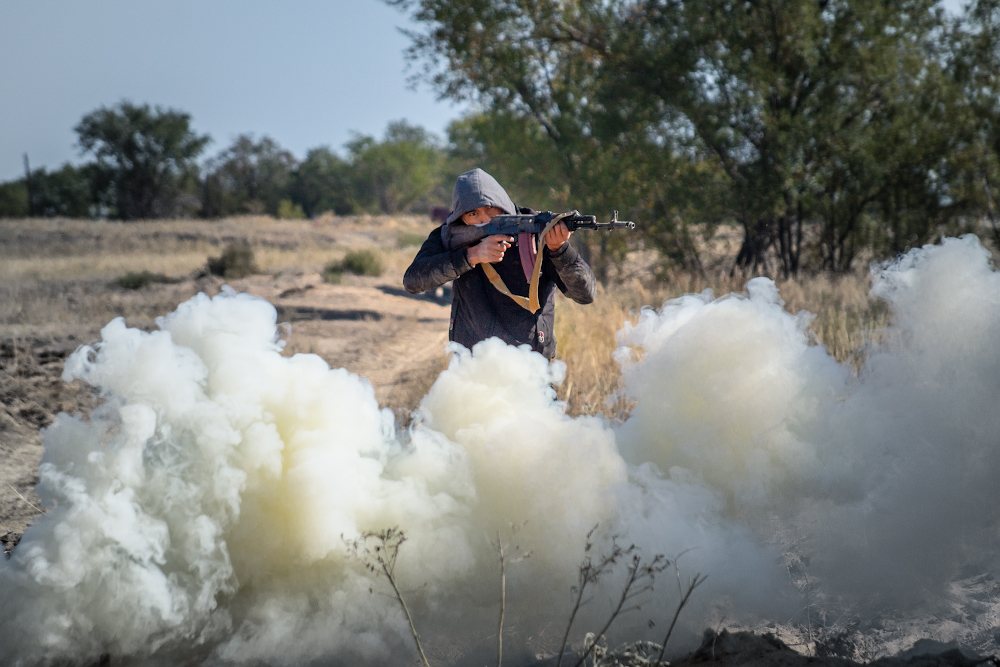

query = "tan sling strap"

[{"left": 480, "top": 212, "right": 570, "bottom": 313}]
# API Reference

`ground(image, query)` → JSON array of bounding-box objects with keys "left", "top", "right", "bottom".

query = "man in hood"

[{"left": 403, "top": 168, "right": 596, "bottom": 359}]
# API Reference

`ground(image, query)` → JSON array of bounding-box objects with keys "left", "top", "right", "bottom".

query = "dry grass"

[
  {"left": 554, "top": 268, "right": 890, "bottom": 418},
  {"left": 0, "top": 214, "right": 433, "bottom": 337},
  {"left": 1, "top": 252, "right": 211, "bottom": 282},
  {"left": 0, "top": 214, "right": 431, "bottom": 281}
]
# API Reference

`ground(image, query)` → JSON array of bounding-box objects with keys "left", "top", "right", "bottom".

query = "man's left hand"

[{"left": 544, "top": 222, "right": 572, "bottom": 251}]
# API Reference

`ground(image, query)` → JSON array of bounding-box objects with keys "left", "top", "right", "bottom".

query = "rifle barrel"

[
  {"left": 567, "top": 220, "right": 635, "bottom": 231},
  {"left": 440, "top": 211, "right": 635, "bottom": 250}
]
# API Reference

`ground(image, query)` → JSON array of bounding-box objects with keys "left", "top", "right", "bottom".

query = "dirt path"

[
  {"left": 260, "top": 274, "right": 453, "bottom": 414},
  {"left": 0, "top": 271, "right": 453, "bottom": 554}
]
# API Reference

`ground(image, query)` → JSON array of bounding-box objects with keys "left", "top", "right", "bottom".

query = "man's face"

[{"left": 461, "top": 206, "right": 505, "bottom": 225}]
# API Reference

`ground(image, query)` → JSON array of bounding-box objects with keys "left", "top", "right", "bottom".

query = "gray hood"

[{"left": 446, "top": 168, "right": 516, "bottom": 224}]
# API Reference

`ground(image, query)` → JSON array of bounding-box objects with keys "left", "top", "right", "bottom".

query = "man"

[{"left": 404, "top": 168, "right": 596, "bottom": 359}]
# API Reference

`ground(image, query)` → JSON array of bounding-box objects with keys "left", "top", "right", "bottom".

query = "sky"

[{"left": 0, "top": 0, "right": 465, "bottom": 181}]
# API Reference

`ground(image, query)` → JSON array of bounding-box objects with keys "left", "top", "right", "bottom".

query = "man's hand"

[
  {"left": 544, "top": 222, "right": 572, "bottom": 251},
  {"left": 467, "top": 234, "right": 514, "bottom": 265}
]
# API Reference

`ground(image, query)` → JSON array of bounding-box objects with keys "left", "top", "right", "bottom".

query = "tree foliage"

[
  {"left": 951, "top": 0, "right": 1000, "bottom": 250},
  {"left": 75, "top": 101, "right": 209, "bottom": 220},
  {"left": 0, "top": 162, "right": 103, "bottom": 218},
  {"left": 624, "top": 0, "right": 966, "bottom": 274},
  {"left": 389, "top": 0, "right": 993, "bottom": 276},
  {"left": 25, "top": 163, "right": 99, "bottom": 218},
  {"left": 346, "top": 120, "right": 448, "bottom": 214},
  {"left": 288, "top": 147, "right": 356, "bottom": 217},
  {"left": 0, "top": 179, "right": 29, "bottom": 218},
  {"left": 202, "top": 134, "right": 297, "bottom": 217}
]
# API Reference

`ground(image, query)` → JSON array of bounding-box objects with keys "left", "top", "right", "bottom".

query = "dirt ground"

[{"left": 0, "top": 215, "right": 452, "bottom": 554}]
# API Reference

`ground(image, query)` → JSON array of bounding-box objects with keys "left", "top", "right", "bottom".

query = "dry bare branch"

[{"left": 344, "top": 527, "right": 430, "bottom": 667}]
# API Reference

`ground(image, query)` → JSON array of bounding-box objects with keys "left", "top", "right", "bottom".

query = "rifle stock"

[{"left": 441, "top": 210, "right": 635, "bottom": 251}]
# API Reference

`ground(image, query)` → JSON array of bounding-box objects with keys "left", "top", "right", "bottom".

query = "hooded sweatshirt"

[{"left": 403, "top": 168, "right": 596, "bottom": 359}]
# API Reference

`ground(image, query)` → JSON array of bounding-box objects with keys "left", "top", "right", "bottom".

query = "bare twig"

[
  {"left": 344, "top": 528, "right": 430, "bottom": 667},
  {"left": 557, "top": 527, "right": 635, "bottom": 667},
  {"left": 572, "top": 553, "right": 667, "bottom": 667},
  {"left": 6, "top": 483, "right": 45, "bottom": 515},
  {"left": 556, "top": 558, "right": 591, "bottom": 667},
  {"left": 494, "top": 522, "right": 531, "bottom": 667},
  {"left": 655, "top": 559, "right": 708, "bottom": 667},
  {"left": 498, "top": 532, "right": 506, "bottom": 667}
]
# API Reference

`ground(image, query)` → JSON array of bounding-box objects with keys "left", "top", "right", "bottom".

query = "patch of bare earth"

[{"left": 0, "top": 338, "right": 98, "bottom": 555}]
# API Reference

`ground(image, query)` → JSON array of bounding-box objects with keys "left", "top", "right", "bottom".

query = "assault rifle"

[{"left": 440, "top": 210, "right": 635, "bottom": 251}]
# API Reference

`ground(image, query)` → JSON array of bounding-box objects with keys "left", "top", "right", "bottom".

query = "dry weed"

[{"left": 555, "top": 269, "right": 889, "bottom": 418}]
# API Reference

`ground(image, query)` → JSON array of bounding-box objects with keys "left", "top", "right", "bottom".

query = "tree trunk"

[
  {"left": 732, "top": 216, "right": 774, "bottom": 276},
  {"left": 23, "top": 154, "right": 34, "bottom": 217}
]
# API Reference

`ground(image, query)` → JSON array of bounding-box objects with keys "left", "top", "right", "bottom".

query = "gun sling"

[{"left": 479, "top": 212, "right": 569, "bottom": 314}]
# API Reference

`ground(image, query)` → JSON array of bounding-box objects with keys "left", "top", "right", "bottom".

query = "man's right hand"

[{"left": 467, "top": 235, "right": 514, "bottom": 266}]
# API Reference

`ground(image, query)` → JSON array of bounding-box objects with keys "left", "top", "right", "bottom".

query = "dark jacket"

[{"left": 403, "top": 208, "right": 597, "bottom": 359}]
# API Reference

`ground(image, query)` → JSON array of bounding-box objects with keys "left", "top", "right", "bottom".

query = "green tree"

[
  {"left": 25, "top": 163, "right": 98, "bottom": 218},
  {"left": 347, "top": 120, "right": 447, "bottom": 214},
  {"left": 0, "top": 180, "right": 28, "bottom": 218},
  {"left": 75, "top": 101, "right": 209, "bottom": 220},
  {"left": 288, "top": 146, "right": 356, "bottom": 216},
  {"left": 620, "top": 0, "right": 960, "bottom": 274},
  {"left": 447, "top": 111, "right": 571, "bottom": 212},
  {"left": 950, "top": 0, "right": 1000, "bottom": 250},
  {"left": 0, "top": 163, "right": 103, "bottom": 218},
  {"left": 202, "top": 134, "right": 297, "bottom": 217},
  {"left": 391, "top": 0, "right": 972, "bottom": 276}
]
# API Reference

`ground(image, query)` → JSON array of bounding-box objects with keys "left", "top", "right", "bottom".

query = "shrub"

[
  {"left": 208, "top": 243, "right": 259, "bottom": 279},
  {"left": 0, "top": 181, "right": 29, "bottom": 218},
  {"left": 277, "top": 199, "right": 306, "bottom": 219},
  {"left": 323, "top": 261, "right": 344, "bottom": 284},
  {"left": 324, "top": 249, "right": 383, "bottom": 283},
  {"left": 397, "top": 232, "right": 426, "bottom": 248},
  {"left": 116, "top": 271, "right": 178, "bottom": 290},
  {"left": 342, "top": 249, "right": 384, "bottom": 276}
]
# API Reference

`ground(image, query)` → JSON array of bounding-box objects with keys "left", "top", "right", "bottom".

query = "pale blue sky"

[
  {"left": 0, "top": 0, "right": 464, "bottom": 181},
  {"left": 0, "top": 0, "right": 968, "bottom": 182}
]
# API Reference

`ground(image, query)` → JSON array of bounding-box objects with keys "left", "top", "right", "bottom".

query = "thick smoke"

[
  {"left": 1, "top": 236, "right": 998, "bottom": 665},
  {"left": 615, "top": 235, "right": 1000, "bottom": 602}
]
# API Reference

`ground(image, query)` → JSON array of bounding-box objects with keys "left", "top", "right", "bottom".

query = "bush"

[
  {"left": 277, "top": 199, "right": 306, "bottom": 219},
  {"left": 397, "top": 232, "right": 426, "bottom": 248},
  {"left": 208, "top": 243, "right": 259, "bottom": 279},
  {"left": 342, "top": 249, "right": 384, "bottom": 276},
  {"left": 323, "top": 249, "right": 384, "bottom": 283},
  {"left": 323, "top": 262, "right": 344, "bottom": 284},
  {"left": 0, "top": 181, "right": 29, "bottom": 218},
  {"left": 117, "top": 271, "right": 178, "bottom": 290}
]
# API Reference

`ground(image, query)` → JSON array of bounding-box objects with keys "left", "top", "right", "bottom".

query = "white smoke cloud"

[
  {"left": 614, "top": 234, "right": 1000, "bottom": 604},
  {"left": 614, "top": 277, "right": 846, "bottom": 512},
  {"left": 805, "top": 236, "right": 1000, "bottom": 596},
  {"left": 1, "top": 237, "right": 998, "bottom": 665}
]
